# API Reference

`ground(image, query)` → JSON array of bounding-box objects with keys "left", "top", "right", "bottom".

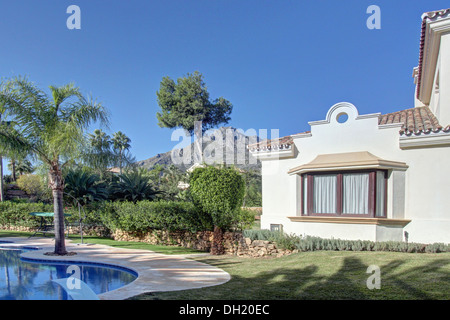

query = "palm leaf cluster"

[
  {"left": 64, "top": 168, "right": 109, "bottom": 207},
  {"left": 0, "top": 77, "right": 109, "bottom": 169},
  {"left": 0, "top": 76, "right": 109, "bottom": 255},
  {"left": 63, "top": 168, "right": 164, "bottom": 206},
  {"left": 109, "top": 169, "right": 163, "bottom": 203},
  {"left": 84, "top": 129, "right": 135, "bottom": 177}
]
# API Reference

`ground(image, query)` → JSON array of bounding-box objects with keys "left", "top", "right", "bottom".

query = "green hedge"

[
  {"left": 97, "top": 200, "right": 212, "bottom": 233},
  {"left": 0, "top": 201, "right": 104, "bottom": 229},
  {"left": 0, "top": 201, "right": 53, "bottom": 228},
  {"left": 242, "top": 230, "right": 450, "bottom": 253},
  {"left": 0, "top": 200, "right": 250, "bottom": 235},
  {"left": 190, "top": 166, "right": 245, "bottom": 230}
]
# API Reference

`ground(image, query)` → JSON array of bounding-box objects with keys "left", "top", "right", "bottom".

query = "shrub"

[
  {"left": 97, "top": 200, "right": 212, "bottom": 234},
  {"left": 243, "top": 229, "right": 279, "bottom": 241},
  {"left": 64, "top": 168, "right": 108, "bottom": 206},
  {"left": 0, "top": 201, "right": 53, "bottom": 228},
  {"left": 109, "top": 169, "right": 163, "bottom": 203},
  {"left": 190, "top": 166, "right": 245, "bottom": 230},
  {"left": 0, "top": 199, "right": 213, "bottom": 235},
  {"left": 16, "top": 174, "right": 51, "bottom": 202},
  {"left": 0, "top": 200, "right": 106, "bottom": 230},
  {"left": 232, "top": 208, "right": 257, "bottom": 231},
  {"left": 242, "top": 230, "right": 449, "bottom": 254},
  {"left": 424, "top": 243, "right": 449, "bottom": 253}
]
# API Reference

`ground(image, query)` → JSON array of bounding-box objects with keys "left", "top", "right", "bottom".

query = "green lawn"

[
  {"left": 0, "top": 230, "right": 206, "bottom": 255},
  {"left": 132, "top": 250, "right": 450, "bottom": 300},
  {"left": 2, "top": 230, "right": 448, "bottom": 300}
]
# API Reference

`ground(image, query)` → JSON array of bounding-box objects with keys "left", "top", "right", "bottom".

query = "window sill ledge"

[{"left": 287, "top": 216, "right": 411, "bottom": 227}]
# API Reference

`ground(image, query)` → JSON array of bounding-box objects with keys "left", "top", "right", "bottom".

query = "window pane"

[
  {"left": 303, "top": 175, "right": 308, "bottom": 215},
  {"left": 313, "top": 175, "right": 337, "bottom": 214},
  {"left": 342, "top": 173, "right": 369, "bottom": 214},
  {"left": 376, "top": 171, "right": 386, "bottom": 217}
]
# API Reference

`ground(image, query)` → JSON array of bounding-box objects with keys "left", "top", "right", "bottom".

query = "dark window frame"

[{"left": 301, "top": 170, "right": 387, "bottom": 218}]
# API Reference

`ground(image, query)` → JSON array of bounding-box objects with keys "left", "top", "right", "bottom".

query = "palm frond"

[
  {"left": 0, "top": 77, "right": 50, "bottom": 137},
  {"left": 49, "top": 83, "right": 83, "bottom": 111},
  {"left": 64, "top": 95, "right": 110, "bottom": 130},
  {"left": 0, "top": 122, "right": 46, "bottom": 162}
]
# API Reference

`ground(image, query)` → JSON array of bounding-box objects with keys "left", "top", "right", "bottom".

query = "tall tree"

[
  {"left": 0, "top": 105, "right": 5, "bottom": 202},
  {"left": 0, "top": 77, "right": 109, "bottom": 255},
  {"left": 5, "top": 142, "right": 31, "bottom": 181},
  {"left": 0, "top": 104, "right": 15, "bottom": 201},
  {"left": 111, "top": 131, "right": 131, "bottom": 175},
  {"left": 15, "top": 158, "right": 34, "bottom": 176},
  {"left": 8, "top": 157, "right": 34, "bottom": 179},
  {"left": 86, "top": 129, "right": 113, "bottom": 177},
  {"left": 156, "top": 71, "right": 233, "bottom": 163}
]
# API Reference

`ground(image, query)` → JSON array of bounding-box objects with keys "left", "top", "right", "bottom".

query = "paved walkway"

[{"left": 0, "top": 237, "right": 230, "bottom": 300}]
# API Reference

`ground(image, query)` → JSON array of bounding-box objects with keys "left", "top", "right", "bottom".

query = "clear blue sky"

[{"left": 1, "top": 0, "right": 448, "bottom": 169}]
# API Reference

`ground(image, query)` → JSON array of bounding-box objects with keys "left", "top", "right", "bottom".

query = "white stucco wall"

[
  {"left": 429, "top": 31, "right": 450, "bottom": 127},
  {"left": 259, "top": 102, "right": 450, "bottom": 244}
]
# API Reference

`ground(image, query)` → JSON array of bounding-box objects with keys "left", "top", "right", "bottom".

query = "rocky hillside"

[{"left": 136, "top": 127, "right": 261, "bottom": 172}]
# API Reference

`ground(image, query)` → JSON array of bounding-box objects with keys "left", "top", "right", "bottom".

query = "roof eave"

[{"left": 416, "top": 9, "right": 450, "bottom": 103}]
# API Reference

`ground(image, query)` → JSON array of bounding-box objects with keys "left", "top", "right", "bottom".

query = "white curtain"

[
  {"left": 313, "top": 175, "right": 337, "bottom": 214},
  {"left": 303, "top": 175, "right": 308, "bottom": 215},
  {"left": 375, "top": 171, "right": 385, "bottom": 217},
  {"left": 342, "top": 173, "right": 369, "bottom": 214}
]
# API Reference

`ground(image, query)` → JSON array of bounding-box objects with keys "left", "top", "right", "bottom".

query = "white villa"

[{"left": 249, "top": 9, "right": 450, "bottom": 244}]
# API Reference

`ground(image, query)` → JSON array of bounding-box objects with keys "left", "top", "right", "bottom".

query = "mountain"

[{"left": 136, "top": 127, "right": 261, "bottom": 172}]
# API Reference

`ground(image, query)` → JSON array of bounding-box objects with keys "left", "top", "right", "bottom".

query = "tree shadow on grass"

[
  {"left": 377, "top": 258, "right": 450, "bottom": 300},
  {"left": 132, "top": 253, "right": 450, "bottom": 300},
  {"left": 298, "top": 256, "right": 370, "bottom": 300}
]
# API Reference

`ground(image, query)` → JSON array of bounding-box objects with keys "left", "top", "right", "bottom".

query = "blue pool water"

[{"left": 0, "top": 247, "right": 137, "bottom": 300}]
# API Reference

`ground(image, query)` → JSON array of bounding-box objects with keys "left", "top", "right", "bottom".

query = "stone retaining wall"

[
  {"left": 113, "top": 229, "right": 292, "bottom": 257},
  {"left": 0, "top": 224, "right": 291, "bottom": 258}
]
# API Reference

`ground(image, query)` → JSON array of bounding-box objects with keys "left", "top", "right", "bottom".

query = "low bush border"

[{"left": 242, "top": 229, "right": 449, "bottom": 254}]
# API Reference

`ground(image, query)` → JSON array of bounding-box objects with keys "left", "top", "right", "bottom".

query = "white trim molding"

[
  {"left": 400, "top": 131, "right": 450, "bottom": 149},
  {"left": 418, "top": 14, "right": 450, "bottom": 104}
]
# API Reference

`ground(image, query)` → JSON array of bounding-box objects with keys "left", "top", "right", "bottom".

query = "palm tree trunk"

[
  {"left": 119, "top": 150, "right": 123, "bottom": 175},
  {"left": 49, "top": 164, "right": 67, "bottom": 255},
  {"left": 52, "top": 189, "right": 67, "bottom": 255},
  {"left": 11, "top": 160, "right": 16, "bottom": 182}
]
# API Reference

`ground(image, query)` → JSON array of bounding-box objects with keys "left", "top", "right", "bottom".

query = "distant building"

[{"left": 107, "top": 167, "right": 120, "bottom": 175}]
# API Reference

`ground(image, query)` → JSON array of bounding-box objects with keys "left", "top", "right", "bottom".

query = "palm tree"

[
  {"left": 64, "top": 168, "right": 108, "bottom": 206},
  {"left": 0, "top": 103, "right": 9, "bottom": 202},
  {"left": 0, "top": 77, "right": 109, "bottom": 255},
  {"left": 7, "top": 156, "right": 33, "bottom": 180},
  {"left": 109, "top": 168, "right": 162, "bottom": 203},
  {"left": 86, "top": 129, "right": 114, "bottom": 177},
  {"left": 14, "top": 158, "right": 34, "bottom": 176},
  {"left": 111, "top": 131, "right": 131, "bottom": 175},
  {"left": 0, "top": 153, "right": 3, "bottom": 202},
  {"left": 160, "top": 164, "right": 185, "bottom": 200}
]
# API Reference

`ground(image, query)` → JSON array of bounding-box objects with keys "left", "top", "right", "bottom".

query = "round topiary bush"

[{"left": 189, "top": 166, "right": 245, "bottom": 255}]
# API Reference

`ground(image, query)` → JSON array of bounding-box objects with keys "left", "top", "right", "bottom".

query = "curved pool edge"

[
  {"left": 0, "top": 237, "right": 231, "bottom": 300},
  {"left": 20, "top": 255, "right": 140, "bottom": 279}
]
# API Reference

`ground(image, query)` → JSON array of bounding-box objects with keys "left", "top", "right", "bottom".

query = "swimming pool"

[{"left": 0, "top": 247, "right": 137, "bottom": 300}]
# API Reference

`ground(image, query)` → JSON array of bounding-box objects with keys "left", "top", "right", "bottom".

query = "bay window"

[{"left": 302, "top": 170, "right": 387, "bottom": 217}]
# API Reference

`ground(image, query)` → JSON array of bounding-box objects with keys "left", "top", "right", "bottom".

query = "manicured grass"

[
  {"left": 0, "top": 230, "right": 206, "bottom": 255},
  {"left": 70, "top": 237, "right": 207, "bottom": 255},
  {"left": 132, "top": 250, "right": 450, "bottom": 300},
  {"left": 3, "top": 230, "right": 448, "bottom": 300}
]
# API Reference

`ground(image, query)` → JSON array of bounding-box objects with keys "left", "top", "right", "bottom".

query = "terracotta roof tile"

[
  {"left": 248, "top": 135, "right": 294, "bottom": 152},
  {"left": 378, "top": 106, "right": 450, "bottom": 136}
]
